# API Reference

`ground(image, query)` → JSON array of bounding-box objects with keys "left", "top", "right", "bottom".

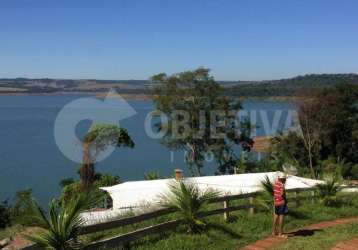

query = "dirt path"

[
  {"left": 2, "top": 227, "right": 43, "bottom": 250},
  {"left": 331, "top": 237, "right": 358, "bottom": 250},
  {"left": 239, "top": 217, "right": 358, "bottom": 250}
]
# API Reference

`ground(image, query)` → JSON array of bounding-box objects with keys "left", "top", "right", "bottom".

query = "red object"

[{"left": 273, "top": 180, "right": 285, "bottom": 206}]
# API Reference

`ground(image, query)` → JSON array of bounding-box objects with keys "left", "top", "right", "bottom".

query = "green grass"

[
  {"left": 83, "top": 193, "right": 358, "bottom": 250},
  {"left": 2, "top": 193, "right": 356, "bottom": 249},
  {"left": 273, "top": 222, "right": 358, "bottom": 250}
]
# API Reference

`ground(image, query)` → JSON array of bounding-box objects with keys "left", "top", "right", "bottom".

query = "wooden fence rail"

[{"left": 81, "top": 187, "right": 317, "bottom": 249}]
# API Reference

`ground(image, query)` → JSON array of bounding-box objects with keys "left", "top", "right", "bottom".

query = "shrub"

[
  {"left": 0, "top": 200, "right": 11, "bottom": 228},
  {"left": 349, "top": 165, "right": 358, "bottom": 180},
  {"left": 316, "top": 175, "right": 340, "bottom": 206},
  {"left": 25, "top": 194, "right": 97, "bottom": 249},
  {"left": 144, "top": 171, "right": 162, "bottom": 180},
  {"left": 255, "top": 176, "right": 274, "bottom": 211},
  {"left": 159, "top": 181, "right": 221, "bottom": 233},
  {"left": 11, "top": 189, "right": 37, "bottom": 226},
  {"left": 59, "top": 173, "right": 120, "bottom": 209}
]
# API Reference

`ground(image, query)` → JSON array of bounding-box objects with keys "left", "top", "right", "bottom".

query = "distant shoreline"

[{"left": 0, "top": 92, "right": 300, "bottom": 102}]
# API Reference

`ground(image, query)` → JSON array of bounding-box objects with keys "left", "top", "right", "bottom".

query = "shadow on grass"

[{"left": 287, "top": 228, "right": 323, "bottom": 238}]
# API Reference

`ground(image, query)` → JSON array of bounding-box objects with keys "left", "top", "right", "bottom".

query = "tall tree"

[
  {"left": 297, "top": 92, "right": 323, "bottom": 178},
  {"left": 80, "top": 124, "right": 134, "bottom": 191},
  {"left": 272, "top": 83, "right": 358, "bottom": 178},
  {"left": 298, "top": 84, "right": 358, "bottom": 165},
  {"left": 152, "top": 68, "right": 252, "bottom": 175}
]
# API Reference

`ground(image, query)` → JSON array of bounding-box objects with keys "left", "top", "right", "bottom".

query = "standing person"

[{"left": 272, "top": 172, "right": 288, "bottom": 238}]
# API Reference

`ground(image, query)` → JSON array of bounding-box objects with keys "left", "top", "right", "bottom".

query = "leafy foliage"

[
  {"left": 59, "top": 178, "right": 75, "bottom": 188},
  {"left": 144, "top": 171, "right": 163, "bottom": 180},
  {"left": 160, "top": 181, "right": 221, "bottom": 233},
  {"left": 255, "top": 176, "right": 274, "bottom": 211},
  {"left": 316, "top": 176, "right": 341, "bottom": 206},
  {"left": 25, "top": 194, "right": 96, "bottom": 250},
  {"left": 269, "top": 83, "right": 358, "bottom": 178},
  {"left": 80, "top": 123, "right": 134, "bottom": 190},
  {"left": 59, "top": 173, "right": 120, "bottom": 209},
  {"left": 11, "top": 189, "right": 37, "bottom": 226},
  {"left": 152, "top": 68, "right": 253, "bottom": 175}
]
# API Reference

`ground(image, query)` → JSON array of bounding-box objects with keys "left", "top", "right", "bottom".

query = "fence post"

[
  {"left": 311, "top": 190, "right": 315, "bottom": 204},
  {"left": 249, "top": 197, "right": 254, "bottom": 215},
  {"left": 223, "top": 199, "right": 229, "bottom": 221}
]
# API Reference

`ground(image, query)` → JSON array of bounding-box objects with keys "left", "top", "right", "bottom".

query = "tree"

[
  {"left": 308, "top": 84, "right": 358, "bottom": 162},
  {"left": 152, "top": 68, "right": 252, "bottom": 175},
  {"left": 159, "top": 181, "right": 221, "bottom": 233},
  {"left": 297, "top": 94, "right": 322, "bottom": 178},
  {"left": 80, "top": 124, "right": 134, "bottom": 191},
  {"left": 26, "top": 194, "right": 96, "bottom": 250},
  {"left": 271, "top": 84, "right": 358, "bottom": 178}
]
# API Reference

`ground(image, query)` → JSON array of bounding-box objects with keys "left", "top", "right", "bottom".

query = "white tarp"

[{"left": 101, "top": 172, "right": 322, "bottom": 210}]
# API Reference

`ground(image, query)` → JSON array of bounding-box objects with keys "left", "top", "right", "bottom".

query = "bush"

[
  {"left": 0, "top": 200, "right": 11, "bottom": 228},
  {"left": 11, "top": 189, "right": 37, "bottom": 226},
  {"left": 350, "top": 165, "right": 358, "bottom": 180},
  {"left": 255, "top": 176, "right": 274, "bottom": 211},
  {"left": 316, "top": 176, "right": 340, "bottom": 206},
  {"left": 58, "top": 173, "right": 120, "bottom": 209},
  {"left": 160, "top": 181, "right": 221, "bottom": 233}
]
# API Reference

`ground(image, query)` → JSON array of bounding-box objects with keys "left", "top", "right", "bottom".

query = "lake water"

[{"left": 0, "top": 95, "right": 296, "bottom": 205}]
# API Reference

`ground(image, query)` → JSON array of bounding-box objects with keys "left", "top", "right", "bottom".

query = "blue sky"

[{"left": 0, "top": 0, "right": 357, "bottom": 80}]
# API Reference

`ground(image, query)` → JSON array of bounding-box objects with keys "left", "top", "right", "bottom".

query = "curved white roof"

[{"left": 101, "top": 172, "right": 322, "bottom": 210}]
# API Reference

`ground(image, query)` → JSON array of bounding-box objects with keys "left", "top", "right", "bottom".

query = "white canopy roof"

[
  {"left": 81, "top": 172, "right": 323, "bottom": 225},
  {"left": 101, "top": 172, "right": 322, "bottom": 210}
]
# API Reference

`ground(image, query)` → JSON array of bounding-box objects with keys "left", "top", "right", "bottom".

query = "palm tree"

[
  {"left": 256, "top": 175, "right": 274, "bottom": 211},
  {"left": 25, "top": 194, "right": 95, "bottom": 249},
  {"left": 81, "top": 124, "right": 134, "bottom": 191},
  {"left": 160, "top": 181, "right": 221, "bottom": 233},
  {"left": 316, "top": 176, "right": 340, "bottom": 206}
]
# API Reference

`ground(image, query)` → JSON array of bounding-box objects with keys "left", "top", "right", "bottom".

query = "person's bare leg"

[
  {"left": 278, "top": 215, "right": 287, "bottom": 238},
  {"left": 272, "top": 213, "right": 279, "bottom": 236}
]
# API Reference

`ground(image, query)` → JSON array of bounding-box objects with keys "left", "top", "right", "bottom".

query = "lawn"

[
  {"left": 2, "top": 193, "right": 358, "bottom": 249},
  {"left": 83, "top": 193, "right": 358, "bottom": 250},
  {"left": 273, "top": 222, "right": 358, "bottom": 250}
]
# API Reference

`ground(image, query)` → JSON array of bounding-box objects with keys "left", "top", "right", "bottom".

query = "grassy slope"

[{"left": 83, "top": 194, "right": 358, "bottom": 250}]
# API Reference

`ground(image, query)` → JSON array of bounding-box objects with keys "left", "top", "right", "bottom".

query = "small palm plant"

[
  {"left": 25, "top": 194, "right": 95, "bottom": 249},
  {"left": 144, "top": 171, "right": 162, "bottom": 180},
  {"left": 255, "top": 175, "right": 274, "bottom": 211},
  {"left": 316, "top": 175, "right": 341, "bottom": 206},
  {"left": 160, "top": 181, "right": 221, "bottom": 233}
]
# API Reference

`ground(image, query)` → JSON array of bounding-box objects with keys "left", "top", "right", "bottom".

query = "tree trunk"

[
  {"left": 308, "top": 146, "right": 316, "bottom": 179},
  {"left": 80, "top": 142, "right": 95, "bottom": 191}
]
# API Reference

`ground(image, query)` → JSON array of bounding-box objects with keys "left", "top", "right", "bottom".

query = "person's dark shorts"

[{"left": 275, "top": 204, "right": 288, "bottom": 215}]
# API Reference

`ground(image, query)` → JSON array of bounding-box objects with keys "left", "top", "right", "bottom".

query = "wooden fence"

[
  {"left": 82, "top": 187, "right": 313, "bottom": 249},
  {"left": 22, "top": 185, "right": 356, "bottom": 250}
]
